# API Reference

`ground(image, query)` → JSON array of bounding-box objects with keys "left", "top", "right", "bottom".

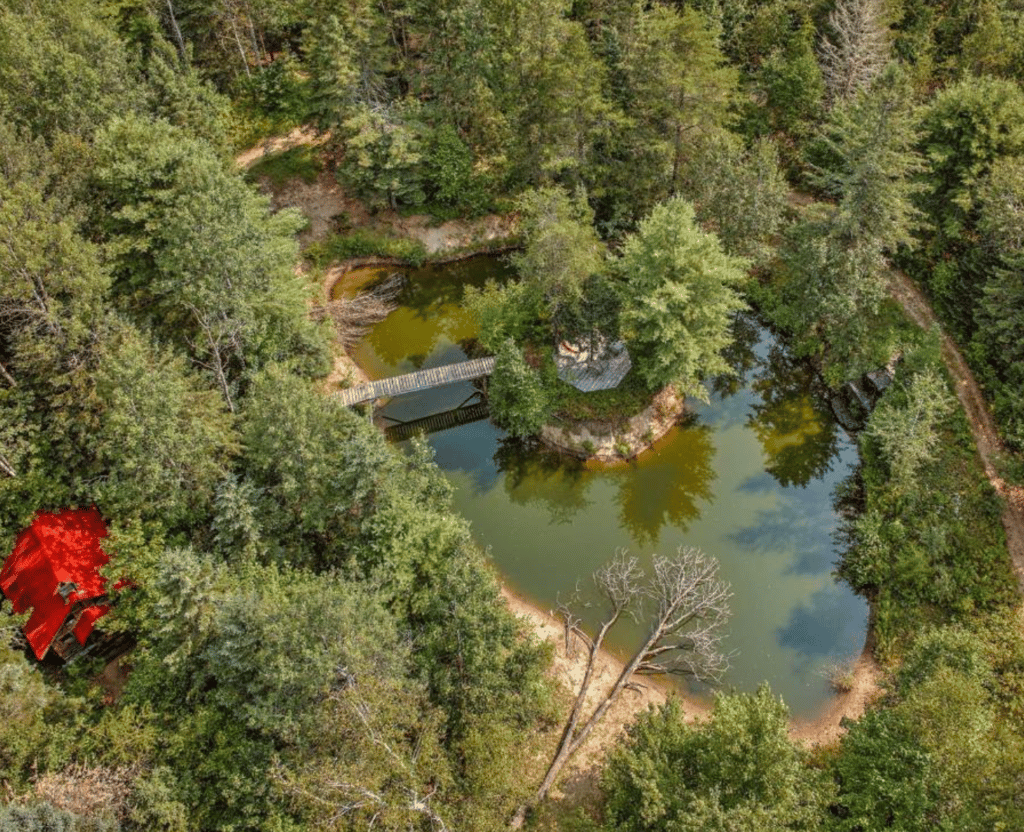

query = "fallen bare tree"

[
  {"left": 311, "top": 273, "right": 405, "bottom": 348},
  {"left": 510, "top": 547, "right": 732, "bottom": 828}
]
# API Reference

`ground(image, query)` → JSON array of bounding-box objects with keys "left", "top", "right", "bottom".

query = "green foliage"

[
  {"left": 836, "top": 355, "right": 1016, "bottom": 652},
  {"left": 618, "top": 198, "right": 748, "bottom": 399},
  {"left": 85, "top": 320, "right": 237, "bottom": 525},
  {"left": 463, "top": 279, "right": 541, "bottom": 354},
  {"left": 743, "top": 21, "right": 825, "bottom": 166},
  {"left": 411, "top": 549, "right": 557, "bottom": 740},
  {"left": 424, "top": 124, "right": 490, "bottom": 215},
  {"left": 971, "top": 156, "right": 1024, "bottom": 450},
  {"left": 303, "top": 13, "right": 360, "bottom": 133},
  {"left": 0, "top": 803, "right": 114, "bottom": 832},
  {"left": 770, "top": 69, "right": 923, "bottom": 378},
  {"left": 89, "top": 115, "right": 331, "bottom": 403},
  {"left": 120, "top": 550, "right": 411, "bottom": 831},
  {"left": 620, "top": 5, "right": 739, "bottom": 196},
  {"left": 683, "top": 133, "right": 789, "bottom": 264},
  {"left": 301, "top": 5, "right": 391, "bottom": 135},
  {"left": 304, "top": 229, "right": 428, "bottom": 267},
  {"left": 490, "top": 339, "right": 554, "bottom": 438},
  {"left": 913, "top": 75, "right": 1024, "bottom": 336},
  {"left": 811, "top": 66, "right": 924, "bottom": 252},
  {"left": 143, "top": 38, "right": 232, "bottom": 153},
  {"left": 602, "top": 689, "right": 831, "bottom": 831},
  {"left": 550, "top": 369, "right": 653, "bottom": 426},
  {"left": 0, "top": 179, "right": 109, "bottom": 379},
  {"left": 238, "top": 55, "right": 309, "bottom": 126},
  {"left": 338, "top": 102, "right": 428, "bottom": 210},
  {"left": 0, "top": 2, "right": 142, "bottom": 141},
  {"left": 512, "top": 186, "right": 607, "bottom": 335},
  {"left": 0, "top": 637, "right": 78, "bottom": 790},
  {"left": 864, "top": 367, "right": 956, "bottom": 493},
  {"left": 834, "top": 624, "right": 1024, "bottom": 832},
  {"left": 831, "top": 706, "right": 938, "bottom": 831},
  {"left": 920, "top": 75, "right": 1024, "bottom": 244}
]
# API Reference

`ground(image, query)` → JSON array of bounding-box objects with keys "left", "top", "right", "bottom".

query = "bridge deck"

[{"left": 335, "top": 356, "right": 496, "bottom": 406}]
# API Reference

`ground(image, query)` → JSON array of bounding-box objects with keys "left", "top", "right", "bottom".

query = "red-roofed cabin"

[{"left": 1, "top": 508, "right": 122, "bottom": 662}]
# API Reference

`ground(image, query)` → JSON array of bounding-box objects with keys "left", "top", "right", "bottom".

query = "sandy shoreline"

[{"left": 499, "top": 580, "right": 880, "bottom": 768}]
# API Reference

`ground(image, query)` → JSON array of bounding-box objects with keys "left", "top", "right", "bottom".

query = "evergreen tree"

[
  {"left": 89, "top": 115, "right": 331, "bottom": 409},
  {"left": 618, "top": 198, "right": 748, "bottom": 399},
  {"left": 512, "top": 186, "right": 607, "bottom": 336}
]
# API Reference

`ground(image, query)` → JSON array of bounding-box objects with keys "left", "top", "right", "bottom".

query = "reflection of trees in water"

[
  {"left": 363, "top": 259, "right": 505, "bottom": 367},
  {"left": 747, "top": 342, "right": 841, "bottom": 488},
  {"left": 493, "top": 437, "right": 593, "bottom": 524},
  {"left": 711, "top": 312, "right": 762, "bottom": 399},
  {"left": 614, "top": 420, "right": 716, "bottom": 546}
]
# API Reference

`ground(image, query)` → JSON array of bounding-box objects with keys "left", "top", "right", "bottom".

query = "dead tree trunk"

[
  {"left": 0, "top": 361, "right": 16, "bottom": 388},
  {"left": 510, "top": 548, "right": 731, "bottom": 829},
  {"left": 165, "top": 0, "right": 187, "bottom": 62}
]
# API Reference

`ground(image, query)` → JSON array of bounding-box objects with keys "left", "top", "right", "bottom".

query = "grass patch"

[
  {"left": 305, "top": 230, "right": 428, "bottom": 268},
  {"left": 246, "top": 145, "right": 322, "bottom": 187},
  {"left": 548, "top": 367, "right": 654, "bottom": 427}
]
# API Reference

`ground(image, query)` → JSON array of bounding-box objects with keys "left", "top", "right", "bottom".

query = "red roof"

[{"left": 1, "top": 508, "right": 113, "bottom": 660}]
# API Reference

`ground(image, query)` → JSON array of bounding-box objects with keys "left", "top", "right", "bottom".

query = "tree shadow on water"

[{"left": 710, "top": 311, "right": 763, "bottom": 400}]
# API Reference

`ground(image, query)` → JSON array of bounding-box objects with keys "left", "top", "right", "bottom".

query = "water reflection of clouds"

[
  {"left": 730, "top": 498, "right": 837, "bottom": 577},
  {"left": 778, "top": 585, "right": 867, "bottom": 666},
  {"left": 736, "top": 471, "right": 778, "bottom": 494}
]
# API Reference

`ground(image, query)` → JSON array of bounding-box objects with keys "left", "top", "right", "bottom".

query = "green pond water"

[{"left": 338, "top": 256, "right": 868, "bottom": 718}]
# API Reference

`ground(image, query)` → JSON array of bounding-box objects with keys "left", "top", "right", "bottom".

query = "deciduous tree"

[
  {"left": 489, "top": 339, "right": 553, "bottom": 439},
  {"left": 601, "top": 687, "right": 832, "bottom": 831}
]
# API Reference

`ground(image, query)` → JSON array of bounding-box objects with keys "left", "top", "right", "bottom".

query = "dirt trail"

[
  {"left": 236, "top": 129, "right": 517, "bottom": 255},
  {"left": 888, "top": 271, "right": 1024, "bottom": 593},
  {"left": 234, "top": 125, "right": 326, "bottom": 169}
]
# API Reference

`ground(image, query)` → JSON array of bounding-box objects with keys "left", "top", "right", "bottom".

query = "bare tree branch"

[
  {"left": 0, "top": 360, "right": 16, "bottom": 388},
  {"left": 311, "top": 273, "right": 404, "bottom": 349},
  {"left": 511, "top": 547, "right": 731, "bottom": 828}
]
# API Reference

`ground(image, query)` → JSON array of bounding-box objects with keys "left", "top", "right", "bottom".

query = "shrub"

[
  {"left": 489, "top": 339, "right": 553, "bottom": 438},
  {"left": 305, "top": 231, "right": 427, "bottom": 267}
]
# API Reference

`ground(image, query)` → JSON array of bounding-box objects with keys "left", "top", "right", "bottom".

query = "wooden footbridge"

[{"left": 335, "top": 356, "right": 496, "bottom": 406}]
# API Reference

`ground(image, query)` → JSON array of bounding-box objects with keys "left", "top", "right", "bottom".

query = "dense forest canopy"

[{"left": 1, "top": 0, "right": 1023, "bottom": 829}]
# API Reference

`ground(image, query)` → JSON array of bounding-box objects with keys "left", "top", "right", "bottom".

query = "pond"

[{"left": 336, "top": 256, "right": 868, "bottom": 718}]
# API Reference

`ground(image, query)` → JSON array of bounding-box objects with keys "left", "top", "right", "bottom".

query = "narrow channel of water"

[{"left": 338, "top": 257, "right": 868, "bottom": 718}]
